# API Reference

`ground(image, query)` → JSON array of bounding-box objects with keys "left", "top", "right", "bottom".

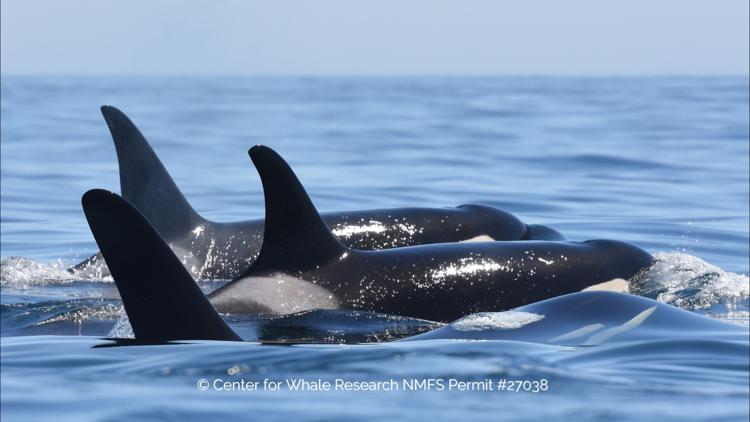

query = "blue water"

[{"left": 1, "top": 76, "right": 749, "bottom": 421}]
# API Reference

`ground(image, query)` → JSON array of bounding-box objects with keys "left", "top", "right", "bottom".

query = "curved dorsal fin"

[
  {"left": 238, "top": 146, "right": 349, "bottom": 276},
  {"left": 101, "top": 105, "right": 204, "bottom": 240},
  {"left": 82, "top": 189, "right": 239, "bottom": 342}
]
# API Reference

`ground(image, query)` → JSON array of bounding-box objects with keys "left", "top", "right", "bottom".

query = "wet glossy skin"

[
  {"left": 72, "top": 205, "right": 564, "bottom": 280},
  {"left": 406, "top": 290, "right": 747, "bottom": 344},
  {"left": 80, "top": 189, "right": 655, "bottom": 340},
  {"left": 210, "top": 239, "right": 654, "bottom": 323},
  {"left": 69, "top": 106, "right": 565, "bottom": 280},
  {"left": 207, "top": 146, "right": 654, "bottom": 322}
]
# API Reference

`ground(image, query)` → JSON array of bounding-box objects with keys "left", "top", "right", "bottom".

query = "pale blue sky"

[{"left": 1, "top": 0, "right": 748, "bottom": 75}]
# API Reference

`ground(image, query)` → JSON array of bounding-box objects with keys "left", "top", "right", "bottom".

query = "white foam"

[
  {"left": 451, "top": 311, "right": 545, "bottom": 331},
  {"left": 0, "top": 257, "right": 76, "bottom": 286},
  {"left": 632, "top": 252, "right": 749, "bottom": 310}
]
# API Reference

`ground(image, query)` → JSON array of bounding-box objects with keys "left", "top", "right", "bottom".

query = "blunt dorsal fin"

[
  {"left": 101, "top": 105, "right": 204, "bottom": 240},
  {"left": 82, "top": 189, "right": 239, "bottom": 342},
  {"left": 238, "top": 146, "right": 349, "bottom": 276}
]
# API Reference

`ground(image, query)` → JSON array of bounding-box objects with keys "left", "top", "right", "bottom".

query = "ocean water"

[{"left": 1, "top": 76, "right": 748, "bottom": 421}]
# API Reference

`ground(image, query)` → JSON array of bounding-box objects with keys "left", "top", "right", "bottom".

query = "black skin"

[
  {"left": 207, "top": 146, "right": 655, "bottom": 323},
  {"left": 80, "top": 147, "right": 653, "bottom": 342},
  {"left": 82, "top": 190, "right": 240, "bottom": 342},
  {"left": 70, "top": 105, "right": 564, "bottom": 280},
  {"left": 71, "top": 204, "right": 564, "bottom": 280},
  {"left": 210, "top": 239, "right": 654, "bottom": 323}
]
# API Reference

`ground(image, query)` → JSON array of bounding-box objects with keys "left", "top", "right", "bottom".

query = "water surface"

[{"left": 1, "top": 76, "right": 748, "bottom": 421}]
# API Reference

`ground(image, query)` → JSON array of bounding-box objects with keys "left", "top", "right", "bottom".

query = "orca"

[
  {"left": 208, "top": 146, "right": 654, "bottom": 322},
  {"left": 70, "top": 106, "right": 564, "bottom": 280},
  {"left": 80, "top": 147, "right": 653, "bottom": 341},
  {"left": 405, "top": 290, "right": 747, "bottom": 345}
]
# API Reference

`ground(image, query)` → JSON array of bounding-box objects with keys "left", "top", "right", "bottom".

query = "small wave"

[
  {"left": 32, "top": 302, "right": 123, "bottom": 327},
  {"left": 258, "top": 309, "right": 441, "bottom": 343},
  {"left": 0, "top": 257, "right": 112, "bottom": 287},
  {"left": 631, "top": 252, "right": 749, "bottom": 323},
  {"left": 2, "top": 298, "right": 123, "bottom": 336},
  {"left": 107, "top": 309, "right": 441, "bottom": 343}
]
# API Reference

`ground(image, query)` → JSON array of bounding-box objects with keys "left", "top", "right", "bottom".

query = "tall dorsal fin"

[
  {"left": 82, "top": 189, "right": 240, "bottom": 342},
  {"left": 239, "top": 146, "right": 349, "bottom": 276},
  {"left": 101, "top": 105, "right": 204, "bottom": 240}
]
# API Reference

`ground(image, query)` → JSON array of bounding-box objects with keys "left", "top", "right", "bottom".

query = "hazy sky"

[{"left": 1, "top": 0, "right": 748, "bottom": 75}]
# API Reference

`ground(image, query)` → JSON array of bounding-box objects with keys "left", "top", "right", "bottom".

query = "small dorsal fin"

[
  {"left": 82, "top": 189, "right": 240, "bottom": 342},
  {"left": 238, "top": 146, "right": 349, "bottom": 276},
  {"left": 101, "top": 105, "right": 205, "bottom": 240}
]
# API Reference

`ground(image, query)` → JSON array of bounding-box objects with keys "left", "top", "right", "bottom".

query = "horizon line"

[{"left": 2, "top": 72, "right": 749, "bottom": 79}]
